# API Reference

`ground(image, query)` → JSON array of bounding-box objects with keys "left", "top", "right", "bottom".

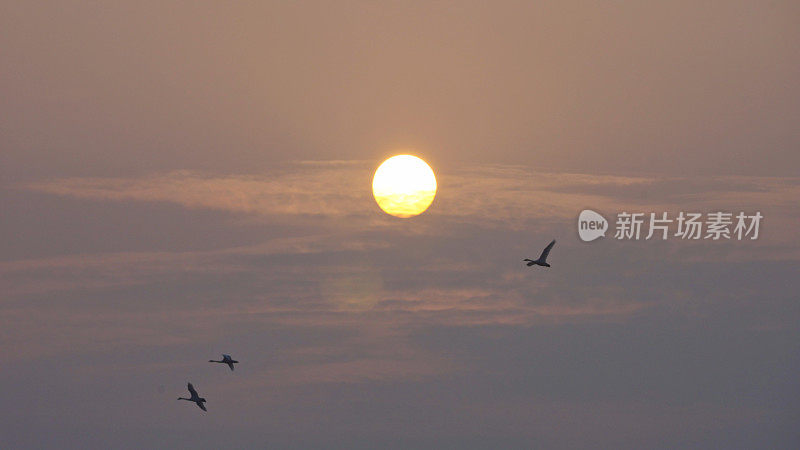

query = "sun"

[{"left": 372, "top": 155, "right": 437, "bottom": 218}]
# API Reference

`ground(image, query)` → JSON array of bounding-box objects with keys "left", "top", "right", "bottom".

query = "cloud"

[
  {"left": 8, "top": 164, "right": 800, "bottom": 364},
  {"left": 22, "top": 168, "right": 372, "bottom": 218},
  {"left": 4, "top": 163, "right": 800, "bottom": 449},
  {"left": 0, "top": 234, "right": 392, "bottom": 296},
  {"left": 21, "top": 164, "right": 800, "bottom": 230}
]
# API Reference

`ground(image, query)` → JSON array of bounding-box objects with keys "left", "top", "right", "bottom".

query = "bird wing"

[
  {"left": 538, "top": 239, "right": 556, "bottom": 261},
  {"left": 187, "top": 383, "right": 198, "bottom": 397},
  {"left": 227, "top": 362, "right": 235, "bottom": 371},
  {"left": 197, "top": 401, "right": 207, "bottom": 411},
  {"left": 223, "top": 354, "right": 232, "bottom": 361}
]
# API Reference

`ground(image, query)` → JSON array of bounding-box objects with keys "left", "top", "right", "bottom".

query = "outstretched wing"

[
  {"left": 187, "top": 383, "right": 198, "bottom": 397},
  {"left": 223, "top": 354, "right": 232, "bottom": 361},
  {"left": 227, "top": 362, "right": 235, "bottom": 371},
  {"left": 538, "top": 239, "right": 556, "bottom": 261},
  {"left": 197, "top": 401, "right": 207, "bottom": 412}
]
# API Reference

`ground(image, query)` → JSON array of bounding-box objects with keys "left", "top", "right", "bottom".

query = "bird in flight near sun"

[
  {"left": 177, "top": 382, "right": 207, "bottom": 411},
  {"left": 524, "top": 239, "right": 556, "bottom": 268},
  {"left": 372, "top": 155, "right": 437, "bottom": 218},
  {"left": 209, "top": 354, "right": 239, "bottom": 371}
]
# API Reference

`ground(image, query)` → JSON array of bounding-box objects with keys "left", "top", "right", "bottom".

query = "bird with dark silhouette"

[
  {"left": 177, "top": 382, "right": 207, "bottom": 411},
  {"left": 524, "top": 239, "right": 556, "bottom": 267},
  {"left": 209, "top": 354, "right": 239, "bottom": 371}
]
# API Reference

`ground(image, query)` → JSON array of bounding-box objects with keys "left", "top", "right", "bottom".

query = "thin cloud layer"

[
  {"left": 4, "top": 162, "right": 799, "bottom": 448},
  {"left": 22, "top": 163, "right": 800, "bottom": 227}
]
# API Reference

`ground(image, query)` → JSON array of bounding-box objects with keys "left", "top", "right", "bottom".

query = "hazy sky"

[{"left": 1, "top": 1, "right": 799, "bottom": 448}]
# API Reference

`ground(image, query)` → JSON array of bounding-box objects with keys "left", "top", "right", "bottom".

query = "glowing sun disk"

[{"left": 372, "top": 155, "right": 437, "bottom": 218}]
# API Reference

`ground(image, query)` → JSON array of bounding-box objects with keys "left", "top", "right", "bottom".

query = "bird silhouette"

[
  {"left": 177, "top": 382, "right": 207, "bottom": 411},
  {"left": 209, "top": 354, "right": 239, "bottom": 371},
  {"left": 524, "top": 239, "right": 556, "bottom": 267}
]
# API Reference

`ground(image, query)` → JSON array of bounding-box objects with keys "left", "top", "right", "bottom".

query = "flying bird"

[
  {"left": 177, "top": 382, "right": 207, "bottom": 411},
  {"left": 524, "top": 239, "right": 556, "bottom": 267},
  {"left": 209, "top": 354, "right": 239, "bottom": 371}
]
